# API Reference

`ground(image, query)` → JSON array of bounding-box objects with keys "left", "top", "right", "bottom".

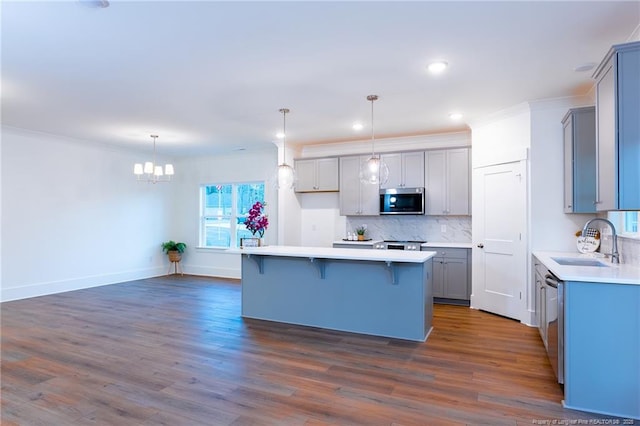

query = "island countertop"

[{"left": 242, "top": 245, "right": 436, "bottom": 263}]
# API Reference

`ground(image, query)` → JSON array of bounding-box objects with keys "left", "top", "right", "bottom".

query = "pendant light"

[
  {"left": 133, "top": 134, "right": 174, "bottom": 183},
  {"left": 275, "top": 108, "right": 296, "bottom": 189},
  {"left": 359, "top": 95, "right": 389, "bottom": 185}
]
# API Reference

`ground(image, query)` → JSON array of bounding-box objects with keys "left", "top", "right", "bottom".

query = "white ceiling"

[{"left": 2, "top": 1, "right": 639, "bottom": 156}]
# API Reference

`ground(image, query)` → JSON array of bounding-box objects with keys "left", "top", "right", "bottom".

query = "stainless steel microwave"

[{"left": 379, "top": 187, "right": 425, "bottom": 215}]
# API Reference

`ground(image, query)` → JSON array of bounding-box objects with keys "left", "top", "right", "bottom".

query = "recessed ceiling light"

[
  {"left": 574, "top": 62, "right": 596, "bottom": 72},
  {"left": 427, "top": 61, "right": 448, "bottom": 74},
  {"left": 449, "top": 112, "right": 463, "bottom": 120},
  {"left": 352, "top": 122, "right": 364, "bottom": 131},
  {"left": 276, "top": 132, "right": 285, "bottom": 139},
  {"left": 78, "top": 0, "right": 110, "bottom": 8}
]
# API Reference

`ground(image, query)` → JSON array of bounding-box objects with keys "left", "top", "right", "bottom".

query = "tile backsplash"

[
  {"left": 600, "top": 234, "right": 640, "bottom": 265},
  {"left": 345, "top": 215, "right": 472, "bottom": 243}
]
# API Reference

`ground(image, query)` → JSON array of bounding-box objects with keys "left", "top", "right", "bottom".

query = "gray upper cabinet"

[
  {"left": 593, "top": 41, "right": 640, "bottom": 211},
  {"left": 339, "top": 155, "right": 379, "bottom": 216},
  {"left": 294, "top": 158, "right": 339, "bottom": 193},
  {"left": 380, "top": 151, "right": 425, "bottom": 189},
  {"left": 562, "top": 107, "right": 596, "bottom": 213},
  {"left": 425, "top": 148, "right": 470, "bottom": 215}
]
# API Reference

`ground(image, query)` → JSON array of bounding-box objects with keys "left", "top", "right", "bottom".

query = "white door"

[{"left": 472, "top": 160, "right": 526, "bottom": 321}]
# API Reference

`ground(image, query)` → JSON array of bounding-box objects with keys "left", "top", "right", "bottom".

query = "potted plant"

[
  {"left": 355, "top": 224, "right": 367, "bottom": 241},
  {"left": 162, "top": 240, "right": 186, "bottom": 262}
]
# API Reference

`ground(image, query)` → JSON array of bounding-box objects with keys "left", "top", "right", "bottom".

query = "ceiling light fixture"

[
  {"left": 359, "top": 95, "right": 389, "bottom": 185},
  {"left": 78, "top": 0, "right": 110, "bottom": 8},
  {"left": 574, "top": 62, "right": 596, "bottom": 72},
  {"left": 449, "top": 112, "right": 463, "bottom": 120},
  {"left": 427, "top": 61, "right": 448, "bottom": 74},
  {"left": 133, "top": 135, "right": 174, "bottom": 183},
  {"left": 352, "top": 122, "right": 364, "bottom": 131},
  {"left": 275, "top": 108, "right": 296, "bottom": 190}
]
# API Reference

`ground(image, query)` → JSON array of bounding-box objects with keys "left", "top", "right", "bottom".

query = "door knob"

[{"left": 477, "top": 243, "right": 484, "bottom": 248}]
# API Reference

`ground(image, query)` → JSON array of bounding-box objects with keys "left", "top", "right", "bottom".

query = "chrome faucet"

[{"left": 582, "top": 218, "right": 620, "bottom": 264}]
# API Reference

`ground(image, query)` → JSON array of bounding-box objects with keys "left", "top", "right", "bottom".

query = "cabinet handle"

[
  {"left": 477, "top": 243, "right": 484, "bottom": 248},
  {"left": 567, "top": 205, "right": 572, "bottom": 208}
]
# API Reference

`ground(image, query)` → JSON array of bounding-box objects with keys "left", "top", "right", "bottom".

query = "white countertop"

[
  {"left": 333, "top": 240, "right": 472, "bottom": 249},
  {"left": 421, "top": 242, "right": 473, "bottom": 249},
  {"left": 332, "top": 239, "right": 382, "bottom": 245},
  {"left": 533, "top": 251, "right": 640, "bottom": 286},
  {"left": 242, "top": 245, "right": 436, "bottom": 263}
]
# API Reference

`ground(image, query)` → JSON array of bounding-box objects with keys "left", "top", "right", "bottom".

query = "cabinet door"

[
  {"left": 447, "top": 148, "right": 470, "bottom": 215},
  {"left": 443, "top": 258, "right": 469, "bottom": 300},
  {"left": 339, "top": 156, "right": 361, "bottom": 215},
  {"left": 359, "top": 167, "right": 380, "bottom": 215},
  {"left": 595, "top": 62, "right": 617, "bottom": 211},
  {"left": 339, "top": 156, "right": 379, "bottom": 216},
  {"left": 563, "top": 117, "right": 574, "bottom": 213},
  {"left": 402, "top": 151, "right": 425, "bottom": 188},
  {"left": 618, "top": 46, "right": 640, "bottom": 209},
  {"left": 380, "top": 153, "right": 402, "bottom": 189},
  {"left": 572, "top": 108, "right": 597, "bottom": 212},
  {"left": 432, "top": 258, "right": 444, "bottom": 298},
  {"left": 425, "top": 151, "right": 446, "bottom": 215},
  {"left": 316, "top": 158, "right": 339, "bottom": 191},
  {"left": 294, "top": 159, "right": 318, "bottom": 192}
]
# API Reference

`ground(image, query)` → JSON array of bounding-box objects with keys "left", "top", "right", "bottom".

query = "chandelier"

[
  {"left": 133, "top": 134, "right": 174, "bottom": 183},
  {"left": 275, "top": 108, "right": 296, "bottom": 189},
  {"left": 359, "top": 95, "right": 389, "bottom": 185}
]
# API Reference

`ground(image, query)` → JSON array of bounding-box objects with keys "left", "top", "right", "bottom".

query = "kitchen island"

[{"left": 241, "top": 246, "right": 436, "bottom": 341}]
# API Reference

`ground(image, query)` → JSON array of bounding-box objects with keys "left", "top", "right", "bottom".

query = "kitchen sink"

[{"left": 551, "top": 257, "right": 609, "bottom": 267}]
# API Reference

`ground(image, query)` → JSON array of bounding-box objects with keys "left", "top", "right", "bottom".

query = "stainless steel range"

[{"left": 373, "top": 240, "right": 425, "bottom": 251}]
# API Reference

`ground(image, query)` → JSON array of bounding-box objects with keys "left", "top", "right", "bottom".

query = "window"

[
  {"left": 608, "top": 211, "right": 639, "bottom": 238},
  {"left": 200, "top": 182, "right": 265, "bottom": 248}
]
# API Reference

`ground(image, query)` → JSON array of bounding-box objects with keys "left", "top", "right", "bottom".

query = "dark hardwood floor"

[{"left": 1, "top": 275, "right": 615, "bottom": 425}]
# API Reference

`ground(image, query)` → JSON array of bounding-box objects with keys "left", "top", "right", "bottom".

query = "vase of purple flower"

[{"left": 245, "top": 201, "right": 268, "bottom": 244}]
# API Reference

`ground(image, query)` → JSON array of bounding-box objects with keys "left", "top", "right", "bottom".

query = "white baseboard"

[
  {"left": 1, "top": 266, "right": 166, "bottom": 302},
  {"left": 183, "top": 264, "right": 241, "bottom": 280}
]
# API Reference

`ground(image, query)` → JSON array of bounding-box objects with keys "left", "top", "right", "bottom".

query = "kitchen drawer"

[{"left": 429, "top": 247, "right": 468, "bottom": 259}]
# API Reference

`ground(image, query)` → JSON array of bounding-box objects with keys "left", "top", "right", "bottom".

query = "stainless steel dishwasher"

[{"left": 544, "top": 272, "right": 564, "bottom": 384}]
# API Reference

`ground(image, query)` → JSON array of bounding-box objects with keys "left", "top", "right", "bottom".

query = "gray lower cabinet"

[
  {"left": 593, "top": 40, "right": 640, "bottom": 211},
  {"left": 562, "top": 106, "right": 596, "bottom": 213},
  {"left": 426, "top": 247, "right": 470, "bottom": 301}
]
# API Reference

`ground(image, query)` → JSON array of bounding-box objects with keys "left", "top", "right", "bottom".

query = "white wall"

[
  {"left": 299, "top": 192, "right": 345, "bottom": 247},
  {"left": 1, "top": 127, "right": 173, "bottom": 301},
  {"left": 171, "top": 148, "right": 280, "bottom": 279}
]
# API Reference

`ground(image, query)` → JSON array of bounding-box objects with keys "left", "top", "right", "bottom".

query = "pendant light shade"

[
  {"left": 275, "top": 108, "right": 296, "bottom": 190},
  {"left": 133, "top": 135, "right": 174, "bottom": 184},
  {"left": 359, "top": 95, "right": 389, "bottom": 185}
]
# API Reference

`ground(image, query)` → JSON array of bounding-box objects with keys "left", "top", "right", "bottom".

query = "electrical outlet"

[{"left": 441, "top": 225, "right": 447, "bottom": 233}]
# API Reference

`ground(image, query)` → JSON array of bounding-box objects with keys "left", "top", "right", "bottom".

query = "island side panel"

[
  {"left": 564, "top": 281, "right": 640, "bottom": 419},
  {"left": 241, "top": 255, "right": 432, "bottom": 342}
]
